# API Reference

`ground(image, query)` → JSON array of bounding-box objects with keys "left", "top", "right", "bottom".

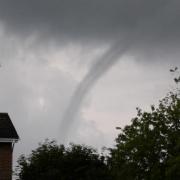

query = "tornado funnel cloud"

[{"left": 60, "top": 38, "right": 133, "bottom": 141}]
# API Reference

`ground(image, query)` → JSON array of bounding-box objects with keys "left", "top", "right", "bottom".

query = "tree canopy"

[
  {"left": 16, "top": 69, "right": 180, "bottom": 180},
  {"left": 15, "top": 140, "right": 111, "bottom": 180},
  {"left": 109, "top": 71, "right": 180, "bottom": 179}
]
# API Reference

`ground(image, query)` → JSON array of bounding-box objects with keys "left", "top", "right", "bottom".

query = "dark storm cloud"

[
  {"left": 1, "top": 0, "right": 180, "bottom": 142},
  {"left": 0, "top": 0, "right": 180, "bottom": 46}
]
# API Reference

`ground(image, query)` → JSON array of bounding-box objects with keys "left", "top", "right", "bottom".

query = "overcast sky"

[{"left": 0, "top": 0, "right": 180, "bottom": 165}]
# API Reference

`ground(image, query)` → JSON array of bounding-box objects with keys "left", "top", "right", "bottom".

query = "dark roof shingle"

[{"left": 0, "top": 113, "right": 19, "bottom": 139}]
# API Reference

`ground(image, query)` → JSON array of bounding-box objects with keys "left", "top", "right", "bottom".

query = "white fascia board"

[{"left": 0, "top": 138, "right": 19, "bottom": 143}]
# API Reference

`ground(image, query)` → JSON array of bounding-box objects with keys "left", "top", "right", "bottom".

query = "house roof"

[{"left": 0, "top": 113, "right": 19, "bottom": 140}]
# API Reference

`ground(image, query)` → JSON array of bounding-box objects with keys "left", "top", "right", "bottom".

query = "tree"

[
  {"left": 16, "top": 69, "right": 180, "bottom": 180},
  {"left": 109, "top": 71, "right": 180, "bottom": 180},
  {"left": 15, "top": 140, "right": 112, "bottom": 180}
]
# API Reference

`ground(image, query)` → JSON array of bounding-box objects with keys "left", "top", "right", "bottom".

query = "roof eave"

[{"left": 0, "top": 138, "right": 19, "bottom": 143}]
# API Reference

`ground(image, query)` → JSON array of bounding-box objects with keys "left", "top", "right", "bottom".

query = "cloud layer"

[
  {"left": 0, "top": 0, "right": 180, "bottom": 169},
  {"left": 0, "top": 0, "right": 179, "bottom": 45}
]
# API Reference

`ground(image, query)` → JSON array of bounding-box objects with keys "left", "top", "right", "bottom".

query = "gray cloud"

[
  {"left": 0, "top": 0, "right": 179, "bottom": 46},
  {"left": 1, "top": 0, "right": 180, "bottom": 141},
  {"left": 60, "top": 36, "right": 134, "bottom": 140},
  {"left": 0, "top": 0, "right": 179, "bottom": 68},
  {"left": 0, "top": 0, "right": 180, "bottom": 165},
  {"left": 0, "top": 35, "right": 110, "bottom": 165}
]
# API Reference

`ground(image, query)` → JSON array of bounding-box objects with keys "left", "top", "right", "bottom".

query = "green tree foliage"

[
  {"left": 15, "top": 140, "right": 112, "bottom": 180},
  {"left": 109, "top": 71, "right": 180, "bottom": 180},
  {"left": 16, "top": 69, "right": 180, "bottom": 180}
]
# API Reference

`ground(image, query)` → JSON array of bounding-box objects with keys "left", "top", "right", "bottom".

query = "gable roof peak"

[{"left": 0, "top": 113, "right": 19, "bottom": 141}]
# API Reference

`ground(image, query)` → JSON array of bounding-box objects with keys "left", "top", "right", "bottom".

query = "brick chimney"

[{"left": 0, "top": 113, "right": 19, "bottom": 180}]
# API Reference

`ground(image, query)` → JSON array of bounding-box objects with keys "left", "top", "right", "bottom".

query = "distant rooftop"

[{"left": 0, "top": 113, "right": 19, "bottom": 140}]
